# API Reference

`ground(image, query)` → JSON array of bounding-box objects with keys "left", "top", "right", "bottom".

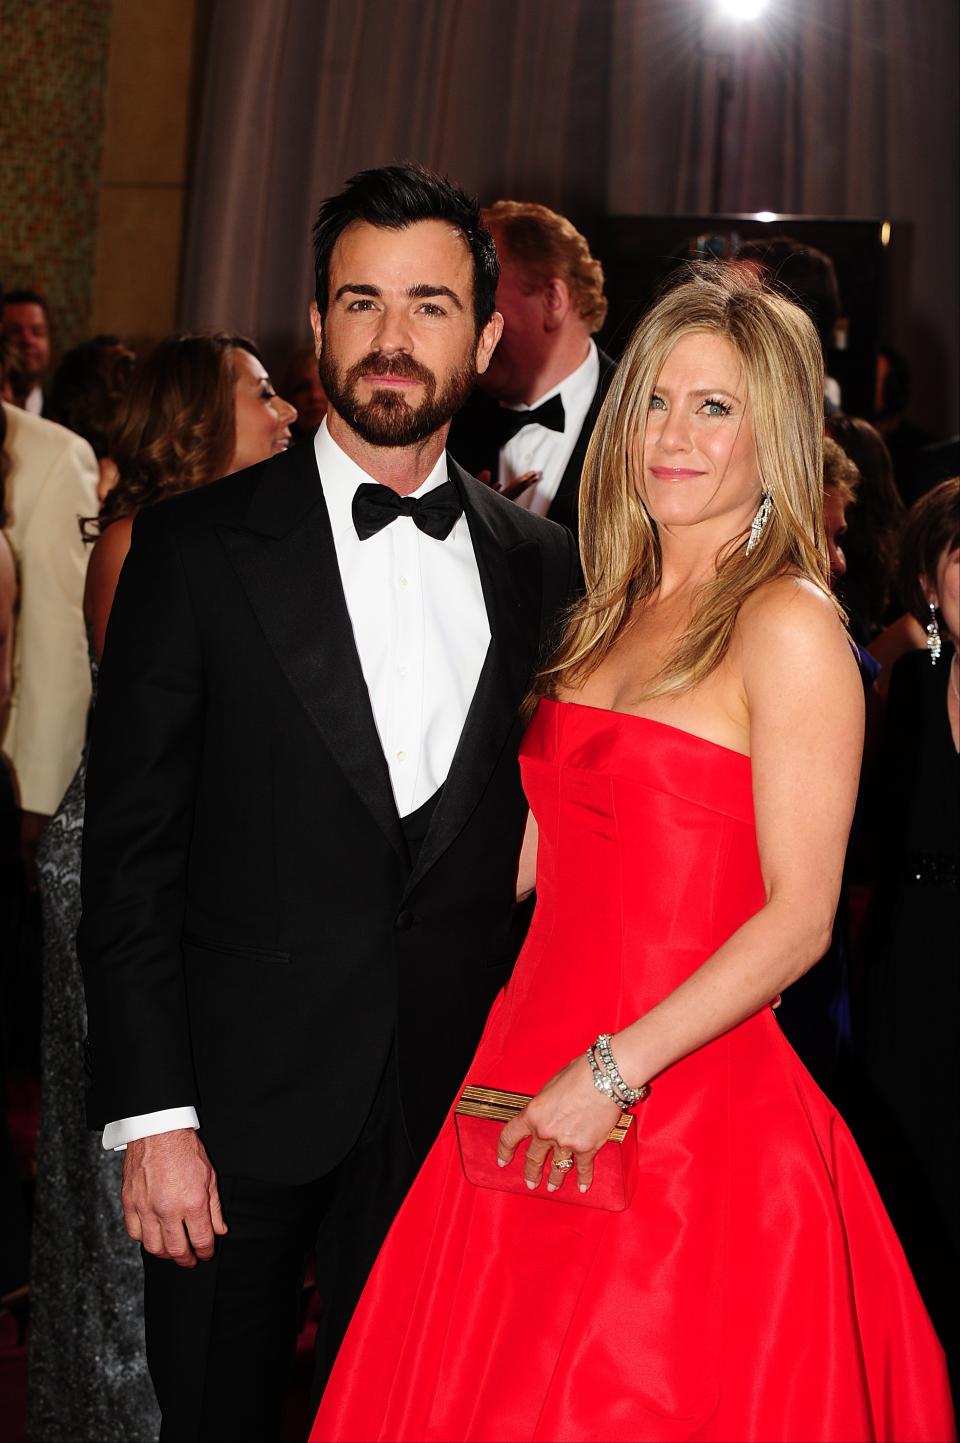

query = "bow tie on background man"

[
  {"left": 352, "top": 479, "right": 463, "bottom": 541},
  {"left": 491, "top": 393, "right": 565, "bottom": 448}
]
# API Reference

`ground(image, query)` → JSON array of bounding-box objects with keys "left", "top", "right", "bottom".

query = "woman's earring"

[
  {"left": 746, "top": 491, "right": 773, "bottom": 556},
  {"left": 926, "top": 602, "right": 942, "bottom": 665}
]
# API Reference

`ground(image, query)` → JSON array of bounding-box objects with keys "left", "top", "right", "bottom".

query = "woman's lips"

[{"left": 649, "top": 466, "right": 706, "bottom": 479}]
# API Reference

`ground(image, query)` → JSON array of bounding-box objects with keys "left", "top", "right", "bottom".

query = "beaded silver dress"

[{"left": 29, "top": 640, "right": 159, "bottom": 1442}]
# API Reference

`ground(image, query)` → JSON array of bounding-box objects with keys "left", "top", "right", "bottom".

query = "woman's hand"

[{"left": 497, "top": 1055, "right": 621, "bottom": 1195}]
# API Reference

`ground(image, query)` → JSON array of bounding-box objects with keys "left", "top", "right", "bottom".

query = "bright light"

[
  {"left": 880, "top": 220, "right": 891, "bottom": 247},
  {"left": 755, "top": 211, "right": 777, "bottom": 222},
  {"left": 716, "top": 0, "right": 768, "bottom": 19}
]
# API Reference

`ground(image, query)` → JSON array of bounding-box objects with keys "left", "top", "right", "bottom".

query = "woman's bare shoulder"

[{"left": 737, "top": 575, "right": 860, "bottom": 714}]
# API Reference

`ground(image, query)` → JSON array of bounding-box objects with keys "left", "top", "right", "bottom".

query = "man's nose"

[{"left": 372, "top": 307, "right": 413, "bottom": 354}]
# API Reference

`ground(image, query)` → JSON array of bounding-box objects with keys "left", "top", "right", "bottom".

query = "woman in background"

[
  {"left": 45, "top": 335, "right": 137, "bottom": 502},
  {"left": 853, "top": 476, "right": 960, "bottom": 1406},
  {"left": 29, "top": 334, "right": 294, "bottom": 1443},
  {"left": 826, "top": 412, "right": 905, "bottom": 645}
]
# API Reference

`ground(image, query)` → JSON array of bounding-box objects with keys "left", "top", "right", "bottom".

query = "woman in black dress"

[{"left": 854, "top": 476, "right": 959, "bottom": 1400}]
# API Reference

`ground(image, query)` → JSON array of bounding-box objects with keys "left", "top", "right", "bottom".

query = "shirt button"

[
  {"left": 398, "top": 666, "right": 408, "bottom": 678},
  {"left": 398, "top": 576, "right": 409, "bottom": 588},
  {"left": 395, "top": 750, "right": 406, "bottom": 762}
]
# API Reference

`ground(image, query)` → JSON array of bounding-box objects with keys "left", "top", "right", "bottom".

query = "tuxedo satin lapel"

[
  {"left": 406, "top": 466, "right": 542, "bottom": 895},
  {"left": 216, "top": 447, "right": 406, "bottom": 864}
]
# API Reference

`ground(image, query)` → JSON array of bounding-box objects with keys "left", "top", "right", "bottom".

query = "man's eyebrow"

[
  {"left": 333, "top": 283, "right": 382, "bottom": 302},
  {"left": 407, "top": 283, "right": 464, "bottom": 310}
]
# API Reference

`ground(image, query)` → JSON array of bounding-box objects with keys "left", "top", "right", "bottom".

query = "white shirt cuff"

[{"left": 102, "top": 1107, "right": 200, "bottom": 1152}]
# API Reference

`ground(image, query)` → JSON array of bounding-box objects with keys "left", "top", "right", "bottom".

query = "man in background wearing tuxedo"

[
  {"left": 448, "top": 200, "right": 615, "bottom": 542},
  {"left": 79, "top": 164, "right": 576, "bottom": 1441}
]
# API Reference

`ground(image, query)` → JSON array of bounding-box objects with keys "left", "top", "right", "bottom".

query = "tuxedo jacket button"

[{"left": 395, "top": 910, "right": 414, "bottom": 931}]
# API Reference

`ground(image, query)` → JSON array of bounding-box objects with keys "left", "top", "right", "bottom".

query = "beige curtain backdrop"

[{"left": 180, "top": 0, "right": 958, "bottom": 433}]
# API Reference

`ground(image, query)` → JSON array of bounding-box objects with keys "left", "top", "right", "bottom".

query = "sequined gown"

[{"left": 29, "top": 638, "right": 159, "bottom": 1442}]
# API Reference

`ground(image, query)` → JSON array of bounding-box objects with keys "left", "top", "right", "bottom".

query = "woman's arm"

[
  {"left": 610, "top": 578, "right": 863, "bottom": 1091},
  {"left": 499, "top": 578, "right": 864, "bottom": 1190},
  {"left": 84, "top": 515, "right": 133, "bottom": 662},
  {"left": 516, "top": 810, "right": 538, "bottom": 901}
]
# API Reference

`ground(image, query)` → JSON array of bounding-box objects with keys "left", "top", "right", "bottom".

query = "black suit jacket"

[
  {"left": 78, "top": 444, "right": 577, "bottom": 1184},
  {"left": 447, "top": 347, "right": 617, "bottom": 542}
]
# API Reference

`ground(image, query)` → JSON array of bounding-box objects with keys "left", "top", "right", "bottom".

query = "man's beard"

[{"left": 318, "top": 347, "right": 476, "bottom": 447}]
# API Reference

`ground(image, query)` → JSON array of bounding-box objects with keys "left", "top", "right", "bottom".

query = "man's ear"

[
  {"left": 475, "top": 311, "right": 504, "bottom": 376},
  {"left": 309, "top": 301, "right": 323, "bottom": 358},
  {"left": 542, "top": 277, "right": 572, "bottom": 333}
]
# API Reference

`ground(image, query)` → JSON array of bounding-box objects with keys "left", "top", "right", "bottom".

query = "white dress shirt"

[
  {"left": 498, "top": 340, "right": 599, "bottom": 517},
  {"left": 102, "top": 419, "right": 490, "bottom": 1150}
]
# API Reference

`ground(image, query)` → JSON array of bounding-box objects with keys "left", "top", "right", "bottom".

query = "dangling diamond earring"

[
  {"left": 926, "top": 602, "right": 942, "bottom": 665},
  {"left": 746, "top": 491, "right": 773, "bottom": 556}
]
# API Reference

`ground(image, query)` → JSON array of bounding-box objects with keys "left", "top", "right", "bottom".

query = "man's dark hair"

[
  {"left": 736, "top": 236, "right": 841, "bottom": 352},
  {"left": 312, "top": 163, "right": 499, "bottom": 334},
  {"left": 2, "top": 287, "right": 51, "bottom": 321}
]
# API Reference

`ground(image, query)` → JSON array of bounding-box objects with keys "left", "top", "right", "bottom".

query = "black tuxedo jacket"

[
  {"left": 447, "top": 348, "right": 617, "bottom": 542},
  {"left": 78, "top": 445, "right": 577, "bottom": 1184}
]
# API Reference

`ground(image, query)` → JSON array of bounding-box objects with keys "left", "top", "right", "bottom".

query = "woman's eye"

[
  {"left": 649, "top": 394, "right": 666, "bottom": 411},
  {"left": 701, "top": 397, "right": 731, "bottom": 416}
]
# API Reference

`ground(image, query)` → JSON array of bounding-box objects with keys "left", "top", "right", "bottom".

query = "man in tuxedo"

[
  {"left": 448, "top": 200, "right": 616, "bottom": 542},
  {"left": 79, "top": 164, "right": 576, "bottom": 1441}
]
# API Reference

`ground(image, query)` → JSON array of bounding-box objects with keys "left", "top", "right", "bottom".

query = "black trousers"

[{"left": 142, "top": 1050, "right": 419, "bottom": 1442}]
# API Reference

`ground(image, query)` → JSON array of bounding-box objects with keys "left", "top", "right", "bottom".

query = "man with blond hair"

[{"left": 448, "top": 200, "right": 615, "bottom": 541}]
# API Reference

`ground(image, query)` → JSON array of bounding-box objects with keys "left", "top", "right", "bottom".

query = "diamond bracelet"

[{"left": 586, "top": 1033, "right": 650, "bottom": 1111}]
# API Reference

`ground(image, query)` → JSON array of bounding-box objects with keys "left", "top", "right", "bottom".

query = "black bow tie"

[
  {"left": 493, "top": 394, "right": 566, "bottom": 447},
  {"left": 352, "top": 478, "right": 463, "bottom": 542}
]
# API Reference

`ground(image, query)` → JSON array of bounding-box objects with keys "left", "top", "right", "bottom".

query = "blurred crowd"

[{"left": 1, "top": 208, "right": 957, "bottom": 1439}]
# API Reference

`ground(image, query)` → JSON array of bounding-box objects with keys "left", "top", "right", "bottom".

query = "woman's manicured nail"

[
  {"left": 578, "top": 1183, "right": 589, "bottom": 1193},
  {"left": 526, "top": 1179, "right": 537, "bottom": 1190},
  {"left": 497, "top": 1158, "right": 507, "bottom": 1168},
  {"left": 546, "top": 1182, "right": 558, "bottom": 1193}
]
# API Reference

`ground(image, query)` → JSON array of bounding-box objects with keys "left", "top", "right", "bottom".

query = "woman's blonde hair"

[{"left": 536, "top": 262, "right": 835, "bottom": 702}]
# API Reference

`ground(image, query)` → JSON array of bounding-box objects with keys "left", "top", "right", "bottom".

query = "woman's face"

[
  {"left": 929, "top": 543, "right": 960, "bottom": 647},
  {"left": 229, "top": 348, "right": 296, "bottom": 473},
  {"left": 823, "top": 486, "right": 849, "bottom": 587},
  {"left": 640, "top": 331, "right": 761, "bottom": 541}
]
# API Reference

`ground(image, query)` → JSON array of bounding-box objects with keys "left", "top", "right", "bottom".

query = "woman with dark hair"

[
  {"left": 854, "top": 477, "right": 960, "bottom": 1405},
  {"left": 312, "top": 268, "right": 952, "bottom": 1442},
  {"left": 45, "top": 336, "right": 137, "bottom": 502},
  {"left": 826, "top": 412, "right": 906, "bottom": 644},
  {"left": 29, "top": 333, "right": 294, "bottom": 1443}
]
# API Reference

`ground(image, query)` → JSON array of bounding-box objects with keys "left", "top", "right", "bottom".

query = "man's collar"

[
  {"left": 499, "top": 339, "right": 599, "bottom": 418},
  {"left": 313, "top": 417, "right": 450, "bottom": 540}
]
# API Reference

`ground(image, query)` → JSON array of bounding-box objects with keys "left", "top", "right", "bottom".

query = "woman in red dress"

[{"left": 311, "top": 265, "right": 955, "bottom": 1443}]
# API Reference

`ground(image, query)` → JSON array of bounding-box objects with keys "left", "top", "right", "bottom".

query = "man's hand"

[
  {"left": 476, "top": 469, "right": 541, "bottom": 501},
  {"left": 121, "top": 1128, "right": 227, "bottom": 1268}
]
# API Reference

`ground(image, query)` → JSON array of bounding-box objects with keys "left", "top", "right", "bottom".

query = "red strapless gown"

[{"left": 312, "top": 700, "right": 955, "bottom": 1443}]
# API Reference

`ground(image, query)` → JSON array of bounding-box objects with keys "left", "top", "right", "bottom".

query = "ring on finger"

[{"left": 552, "top": 1150, "right": 575, "bottom": 1173}]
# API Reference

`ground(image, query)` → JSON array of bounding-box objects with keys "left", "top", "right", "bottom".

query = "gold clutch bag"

[{"left": 453, "top": 1084, "right": 638, "bottom": 1212}]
